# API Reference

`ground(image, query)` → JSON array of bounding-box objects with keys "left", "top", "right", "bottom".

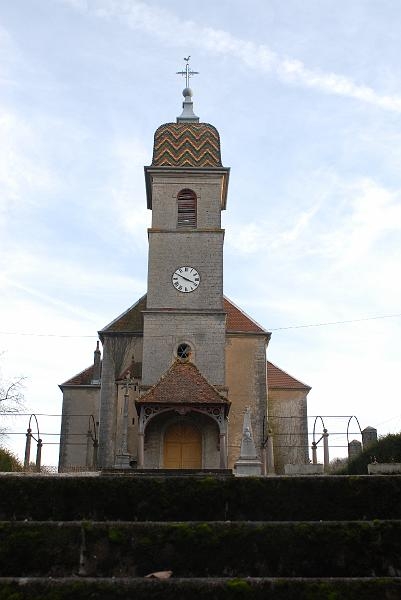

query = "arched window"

[{"left": 177, "top": 189, "right": 197, "bottom": 228}]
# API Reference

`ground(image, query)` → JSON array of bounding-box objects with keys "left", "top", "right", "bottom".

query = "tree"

[{"left": 0, "top": 360, "right": 26, "bottom": 437}]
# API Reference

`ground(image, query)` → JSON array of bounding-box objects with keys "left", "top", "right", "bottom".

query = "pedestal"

[
  {"left": 234, "top": 458, "right": 262, "bottom": 477},
  {"left": 114, "top": 454, "right": 131, "bottom": 469}
]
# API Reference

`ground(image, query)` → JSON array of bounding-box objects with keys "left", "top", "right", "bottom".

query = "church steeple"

[{"left": 145, "top": 63, "right": 229, "bottom": 211}]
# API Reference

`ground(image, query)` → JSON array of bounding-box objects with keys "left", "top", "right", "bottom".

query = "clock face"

[{"left": 172, "top": 266, "right": 200, "bottom": 293}]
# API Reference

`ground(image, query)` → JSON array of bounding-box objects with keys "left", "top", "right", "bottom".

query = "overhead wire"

[{"left": 0, "top": 312, "right": 400, "bottom": 338}]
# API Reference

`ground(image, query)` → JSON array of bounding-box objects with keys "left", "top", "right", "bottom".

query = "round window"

[{"left": 177, "top": 343, "right": 191, "bottom": 359}]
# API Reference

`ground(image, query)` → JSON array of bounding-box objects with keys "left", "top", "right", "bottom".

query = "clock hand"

[{"left": 178, "top": 273, "right": 194, "bottom": 283}]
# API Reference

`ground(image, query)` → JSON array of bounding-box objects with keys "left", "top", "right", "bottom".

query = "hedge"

[
  {"left": 0, "top": 474, "right": 401, "bottom": 522},
  {"left": 0, "top": 577, "right": 401, "bottom": 600},
  {"left": 1, "top": 521, "right": 400, "bottom": 578}
]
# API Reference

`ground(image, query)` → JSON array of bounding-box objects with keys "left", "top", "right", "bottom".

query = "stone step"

[
  {"left": 100, "top": 468, "right": 233, "bottom": 477},
  {"left": 1, "top": 474, "right": 401, "bottom": 522},
  {"left": 1, "top": 521, "right": 400, "bottom": 578},
  {"left": 0, "top": 576, "right": 401, "bottom": 599}
]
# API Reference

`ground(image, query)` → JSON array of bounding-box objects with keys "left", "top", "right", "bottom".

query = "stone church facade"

[{"left": 58, "top": 87, "right": 310, "bottom": 474}]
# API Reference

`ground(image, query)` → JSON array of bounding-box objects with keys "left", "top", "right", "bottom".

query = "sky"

[{"left": 1, "top": 0, "right": 401, "bottom": 467}]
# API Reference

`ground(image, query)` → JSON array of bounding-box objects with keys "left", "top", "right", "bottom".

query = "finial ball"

[{"left": 182, "top": 87, "right": 193, "bottom": 98}]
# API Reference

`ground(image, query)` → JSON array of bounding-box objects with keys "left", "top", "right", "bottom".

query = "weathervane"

[{"left": 176, "top": 56, "right": 199, "bottom": 88}]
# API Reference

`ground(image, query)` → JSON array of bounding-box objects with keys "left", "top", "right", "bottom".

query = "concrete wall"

[
  {"left": 268, "top": 389, "right": 309, "bottom": 474},
  {"left": 225, "top": 334, "right": 268, "bottom": 469}
]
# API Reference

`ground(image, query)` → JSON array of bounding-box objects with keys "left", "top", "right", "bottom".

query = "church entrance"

[{"left": 163, "top": 422, "right": 202, "bottom": 469}]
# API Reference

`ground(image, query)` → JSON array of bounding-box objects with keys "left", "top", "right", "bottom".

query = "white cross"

[{"left": 176, "top": 56, "right": 199, "bottom": 88}]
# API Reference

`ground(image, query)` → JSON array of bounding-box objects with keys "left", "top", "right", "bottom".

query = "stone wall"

[
  {"left": 98, "top": 335, "right": 142, "bottom": 468},
  {"left": 268, "top": 389, "right": 309, "bottom": 473},
  {"left": 225, "top": 334, "right": 268, "bottom": 468},
  {"left": 142, "top": 312, "right": 226, "bottom": 386},
  {"left": 58, "top": 387, "right": 100, "bottom": 471},
  {"left": 146, "top": 231, "right": 224, "bottom": 310},
  {"left": 150, "top": 172, "right": 225, "bottom": 230}
]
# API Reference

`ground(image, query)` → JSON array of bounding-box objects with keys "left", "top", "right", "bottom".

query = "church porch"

[{"left": 137, "top": 406, "right": 228, "bottom": 470}]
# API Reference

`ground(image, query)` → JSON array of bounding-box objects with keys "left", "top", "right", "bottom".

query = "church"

[{"left": 58, "top": 72, "right": 311, "bottom": 475}]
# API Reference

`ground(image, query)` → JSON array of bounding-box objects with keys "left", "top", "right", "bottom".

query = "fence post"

[
  {"left": 24, "top": 427, "right": 32, "bottom": 470},
  {"left": 35, "top": 438, "right": 42, "bottom": 472},
  {"left": 323, "top": 428, "right": 330, "bottom": 472}
]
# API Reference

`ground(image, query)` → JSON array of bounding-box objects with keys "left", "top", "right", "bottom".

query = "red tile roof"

[
  {"left": 152, "top": 123, "right": 222, "bottom": 167},
  {"left": 100, "top": 295, "right": 146, "bottom": 334},
  {"left": 119, "top": 359, "right": 142, "bottom": 380},
  {"left": 137, "top": 359, "right": 229, "bottom": 406},
  {"left": 60, "top": 365, "right": 96, "bottom": 387},
  {"left": 61, "top": 358, "right": 311, "bottom": 393},
  {"left": 224, "top": 297, "right": 268, "bottom": 334},
  {"left": 100, "top": 294, "right": 268, "bottom": 335},
  {"left": 267, "top": 361, "right": 311, "bottom": 391}
]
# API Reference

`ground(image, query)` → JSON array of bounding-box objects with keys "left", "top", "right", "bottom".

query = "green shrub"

[
  {"left": 346, "top": 433, "right": 401, "bottom": 474},
  {"left": 0, "top": 447, "right": 23, "bottom": 472}
]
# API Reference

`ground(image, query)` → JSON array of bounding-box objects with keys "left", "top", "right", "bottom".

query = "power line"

[
  {"left": 270, "top": 312, "right": 401, "bottom": 331},
  {"left": 0, "top": 312, "right": 400, "bottom": 338},
  {"left": 0, "top": 413, "right": 92, "bottom": 417},
  {"left": 0, "top": 332, "right": 96, "bottom": 338}
]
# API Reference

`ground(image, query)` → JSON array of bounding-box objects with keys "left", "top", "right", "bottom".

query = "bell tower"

[{"left": 142, "top": 75, "right": 230, "bottom": 389}]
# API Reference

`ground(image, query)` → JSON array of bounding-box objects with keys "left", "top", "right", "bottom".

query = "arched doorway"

[{"left": 164, "top": 422, "right": 202, "bottom": 469}]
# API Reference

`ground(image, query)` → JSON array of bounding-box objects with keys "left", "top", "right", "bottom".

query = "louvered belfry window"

[{"left": 177, "top": 189, "right": 197, "bottom": 228}]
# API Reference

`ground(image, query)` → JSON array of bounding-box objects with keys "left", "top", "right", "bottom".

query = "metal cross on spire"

[{"left": 176, "top": 56, "right": 199, "bottom": 88}]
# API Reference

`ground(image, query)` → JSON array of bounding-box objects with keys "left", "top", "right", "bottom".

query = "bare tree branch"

[
  {"left": 1, "top": 377, "right": 25, "bottom": 402},
  {"left": 0, "top": 373, "right": 26, "bottom": 439}
]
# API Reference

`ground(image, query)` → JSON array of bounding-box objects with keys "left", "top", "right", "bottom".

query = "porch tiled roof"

[{"left": 137, "top": 360, "right": 229, "bottom": 406}]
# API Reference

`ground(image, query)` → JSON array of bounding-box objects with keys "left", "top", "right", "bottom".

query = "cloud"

[
  {"left": 107, "top": 137, "right": 151, "bottom": 238},
  {"left": 0, "top": 249, "right": 146, "bottom": 331},
  {"left": 0, "top": 24, "right": 22, "bottom": 87},
  {"left": 316, "top": 177, "right": 401, "bottom": 267},
  {"left": 0, "top": 111, "right": 57, "bottom": 222},
  {"left": 228, "top": 171, "right": 401, "bottom": 261},
  {"left": 225, "top": 171, "right": 401, "bottom": 331},
  {"left": 62, "top": 0, "right": 401, "bottom": 112}
]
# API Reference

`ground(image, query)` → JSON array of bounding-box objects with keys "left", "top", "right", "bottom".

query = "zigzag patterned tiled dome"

[{"left": 152, "top": 122, "right": 222, "bottom": 167}]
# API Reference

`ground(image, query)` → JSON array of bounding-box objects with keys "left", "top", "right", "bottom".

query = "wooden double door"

[{"left": 163, "top": 422, "right": 202, "bottom": 469}]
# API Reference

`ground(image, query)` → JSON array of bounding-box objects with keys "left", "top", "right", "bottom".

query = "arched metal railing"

[{"left": 23, "top": 414, "right": 42, "bottom": 472}]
